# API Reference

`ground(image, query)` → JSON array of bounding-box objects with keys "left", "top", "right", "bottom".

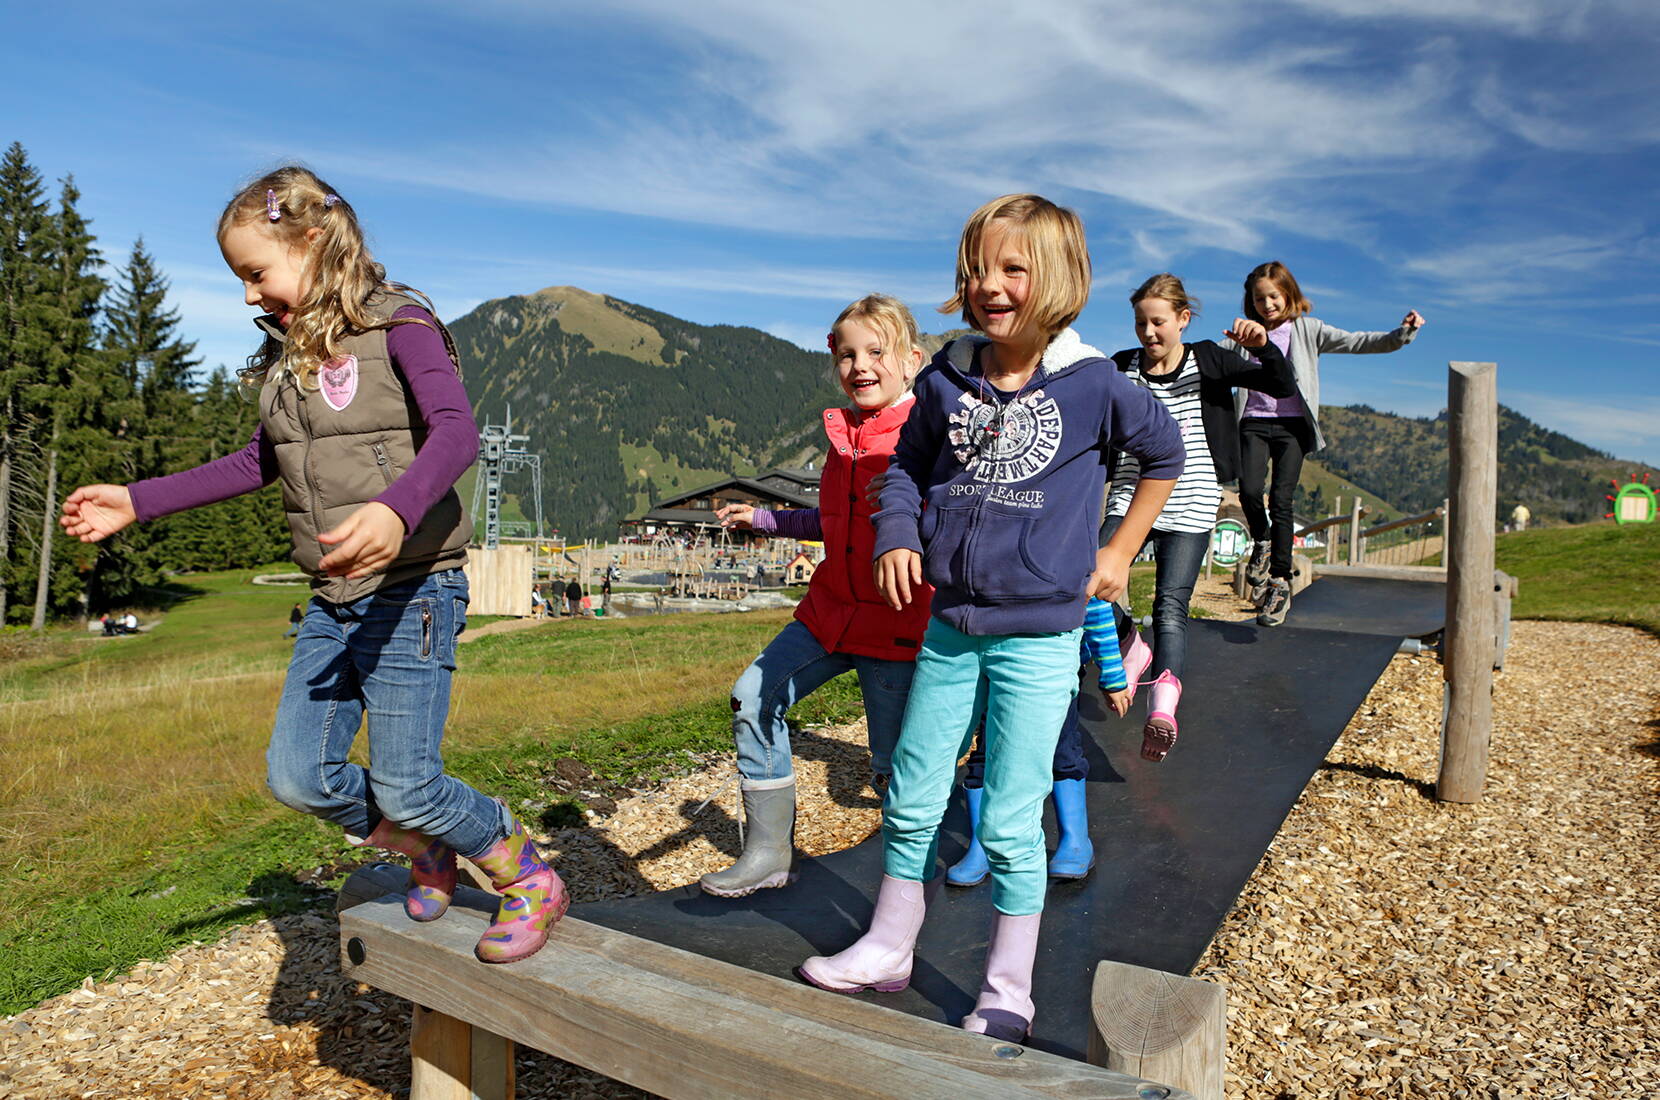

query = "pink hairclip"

[
  {"left": 265, "top": 189, "right": 281, "bottom": 222},
  {"left": 826, "top": 333, "right": 837, "bottom": 351},
  {"left": 323, "top": 194, "right": 341, "bottom": 208}
]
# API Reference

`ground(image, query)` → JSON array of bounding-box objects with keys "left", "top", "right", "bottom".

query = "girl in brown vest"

[{"left": 59, "top": 167, "right": 567, "bottom": 964}]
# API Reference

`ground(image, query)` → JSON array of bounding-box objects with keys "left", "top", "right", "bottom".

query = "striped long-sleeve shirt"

[
  {"left": 1106, "top": 349, "right": 1222, "bottom": 535},
  {"left": 1081, "top": 597, "right": 1126, "bottom": 691}
]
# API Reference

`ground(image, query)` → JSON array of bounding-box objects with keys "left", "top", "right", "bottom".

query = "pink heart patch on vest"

[{"left": 319, "top": 355, "right": 358, "bottom": 411}]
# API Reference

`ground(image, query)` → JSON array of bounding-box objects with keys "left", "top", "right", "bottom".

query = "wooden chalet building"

[{"left": 620, "top": 467, "right": 821, "bottom": 544}]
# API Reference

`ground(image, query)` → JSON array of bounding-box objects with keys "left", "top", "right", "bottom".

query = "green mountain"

[
  {"left": 448, "top": 287, "right": 1648, "bottom": 537},
  {"left": 448, "top": 286, "right": 849, "bottom": 540}
]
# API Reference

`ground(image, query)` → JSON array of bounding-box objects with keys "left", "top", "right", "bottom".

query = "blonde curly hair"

[{"left": 219, "top": 166, "right": 430, "bottom": 391}]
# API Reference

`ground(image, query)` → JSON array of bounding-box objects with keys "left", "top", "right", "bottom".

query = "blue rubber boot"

[
  {"left": 946, "top": 785, "right": 989, "bottom": 887},
  {"left": 1047, "top": 779, "right": 1095, "bottom": 880}
]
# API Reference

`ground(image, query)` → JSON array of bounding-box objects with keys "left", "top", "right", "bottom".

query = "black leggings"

[{"left": 1238, "top": 417, "right": 1314, "bottom": 581}]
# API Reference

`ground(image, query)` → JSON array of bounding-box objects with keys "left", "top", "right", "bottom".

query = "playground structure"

[
  {"left": 340, "top": 362, "right": 1506, "bottom": 1099},
  {"left": 471, "top": 532, "right": 821, "bottom": 616}
]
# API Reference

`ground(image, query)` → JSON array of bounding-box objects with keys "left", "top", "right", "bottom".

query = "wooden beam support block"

[
  {"left": 1313, "top": 563, "right": 1446, "bottom": 583},
  {"left": 1088, "top": 961, "right": 1225, "bottom": 1100}
]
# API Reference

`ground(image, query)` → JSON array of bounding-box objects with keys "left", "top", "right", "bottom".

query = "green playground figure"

[{"left": 1607, "top": 474, "right": 1655, "bottom": 525}]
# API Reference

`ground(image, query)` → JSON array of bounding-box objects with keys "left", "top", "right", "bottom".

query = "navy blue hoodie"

[{"left": 873, "top": 329, "right": 1185, "bottom": 636}]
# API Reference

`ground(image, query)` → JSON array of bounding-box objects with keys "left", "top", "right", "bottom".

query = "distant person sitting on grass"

[
  {"left": 283, "top": 602, "right": 304, "bottom": 639},
  {"left": 58, "top": 166, "right": 566, "bottom": 965}
]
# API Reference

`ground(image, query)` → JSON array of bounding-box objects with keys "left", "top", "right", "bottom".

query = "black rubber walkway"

[{"left": 574, "top": 577, "right": 1442, "bottom": 1060}]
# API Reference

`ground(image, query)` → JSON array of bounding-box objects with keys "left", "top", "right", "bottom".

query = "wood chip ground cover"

[{"left": 2, "top": 615, "right": 1655, "bottom": 1099}]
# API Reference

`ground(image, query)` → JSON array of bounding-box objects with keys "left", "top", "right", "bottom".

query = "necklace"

[{"left": 972, "top": 347, "right": 1043, "bottom": 461}]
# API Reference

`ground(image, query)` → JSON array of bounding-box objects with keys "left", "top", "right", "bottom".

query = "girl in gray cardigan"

[{"left": 1224, "top": 261, "right": 1425, "bottom": 625}]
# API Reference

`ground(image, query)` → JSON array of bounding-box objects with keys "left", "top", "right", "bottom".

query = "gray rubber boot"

[{"left": 699, "top": 780, "right": 797, "bottom": 897}]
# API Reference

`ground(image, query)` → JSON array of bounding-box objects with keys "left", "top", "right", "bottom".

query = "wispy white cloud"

[
  {"left": 333, "top": 0, "right": 1511, "bottom": 259},
  {"left": 1400, "top": 232, "right": 1637, "bottom": 304}
]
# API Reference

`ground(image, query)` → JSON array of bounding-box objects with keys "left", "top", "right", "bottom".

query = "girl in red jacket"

[{"left": 700, "top": 294, "right": 932, "bottom": 898}]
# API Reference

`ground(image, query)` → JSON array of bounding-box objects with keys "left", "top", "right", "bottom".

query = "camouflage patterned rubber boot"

[
  {"left": 469, "top": 811, "right": 569, "bottom": 963},
  {"left": 352, "top": 820, "right": 457, "bottom": 922}
]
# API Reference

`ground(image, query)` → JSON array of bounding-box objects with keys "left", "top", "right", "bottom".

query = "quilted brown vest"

[{"left": 257, "top": 290, "right": 473, "bottom": 604}]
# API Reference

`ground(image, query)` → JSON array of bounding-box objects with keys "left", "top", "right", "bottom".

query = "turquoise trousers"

[{"left": 881, "top": 617, "right": 1083, "bottom": 915}]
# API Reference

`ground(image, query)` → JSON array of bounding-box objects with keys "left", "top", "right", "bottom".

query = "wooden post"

[
  {"left": 1438, "top": 361, "right": 1497, "bottom": 803},
  {"left": 1088, "top": 961, "right": 1225, "bottom": 1100},
  {"left": 1348, "top": 497, "right": 1363, "bottom": 565},
  {"left": 412, "top": 1004, "right": 515, "bottom": 1100},
  {"left": 1327, "top": 496, "right": 1339, "bottom": 564},
  {"left": 1493, "top": 569, "right": 1516, "bottom": 672}
]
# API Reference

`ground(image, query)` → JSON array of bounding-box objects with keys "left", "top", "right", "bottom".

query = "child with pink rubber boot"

[
  {"left": 798, "top": 195, "right": 1182, "bottom": 1043},
  {"left": 1105, "top": 273, "right": 1294, "bottom": 760},
  {"left": 60, "top": 168, "right": 565, "bottom": 963}
]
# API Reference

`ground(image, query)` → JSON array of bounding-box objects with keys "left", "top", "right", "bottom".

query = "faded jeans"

[
  {"left": 265, "top": 569, "right": 509, "bottom": 859},
  {"left": 731, "top": 620, "right": 916, "bottom": 783}
]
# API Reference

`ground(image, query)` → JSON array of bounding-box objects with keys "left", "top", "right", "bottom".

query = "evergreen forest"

[{"left": 0, "top": 142, "right": 287, "bottom": 626}]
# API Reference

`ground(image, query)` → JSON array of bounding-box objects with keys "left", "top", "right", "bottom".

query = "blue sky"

[{"left": 4, "top": 0, "right": 1657, "bottom": 465}]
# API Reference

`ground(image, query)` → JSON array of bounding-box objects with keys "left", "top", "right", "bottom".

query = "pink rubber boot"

[
  {"left": 798, "top": 875, "right": 927, "bottom": 994},
  {"left": 1141, "top": 669, "right": 1182, "bottom": 762},
  {"left": 469, "top": 815, "right": 569, "bottom": 964},
  {"left": 351, "top": 820, "right": 456, "bottom": 922},
  {"left": 1121, "top": 630, "right": 1154, "bottom": 703},
  {"left": 961, "top": 911, "right": 1042, "bottom": 1042}
]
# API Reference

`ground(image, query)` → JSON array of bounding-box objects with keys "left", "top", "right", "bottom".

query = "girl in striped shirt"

[{"left": 1105, "top": 274, "right": 1294, "bottom": 760}]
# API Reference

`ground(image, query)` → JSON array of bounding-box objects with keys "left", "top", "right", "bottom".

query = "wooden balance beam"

[{"left": 337, "top": 864, "right": 1194, "bottom": 1100}]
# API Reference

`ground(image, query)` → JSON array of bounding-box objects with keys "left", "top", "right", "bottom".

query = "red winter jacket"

[{"left": 793, "top": 397, "right": 933, "bottom": 662}]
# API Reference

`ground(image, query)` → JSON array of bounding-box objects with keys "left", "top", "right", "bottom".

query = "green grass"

[
  {"left": 1496, "top": 521, "right": 1660, "bottom": 637},
  {"left": 0, "top": 567, "right": 816, "bottom": 1014}
]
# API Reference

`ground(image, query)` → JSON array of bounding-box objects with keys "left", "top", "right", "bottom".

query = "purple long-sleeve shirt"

[
  {"left": 128, "top": 306, "right": 477, "bottom": 534},
  {"left": 751, "top": 507, "right": 823, "bottom": 541}
]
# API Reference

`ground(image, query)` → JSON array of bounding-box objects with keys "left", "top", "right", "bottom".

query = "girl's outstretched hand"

[
  {"left": 1105, "top": 686, "right": 1132, "bottom": 718},
  {"left": 875, "top": 548, "right": 923, "bottom": 610},
  {"left": 319, "top": 501, "right": 405, "bottom": 578},
  {"left": 716, "top": 503, "right": 756, "bottom": 530},
  {"left": 1224, "top": 318, "right": 1267, "bottom": 348},
  {"left": 60, "top": 484, "right": 137, "bottom": 542},
  {"left": 1401, "top": 309, "right": 1426, "bottom": 330}
]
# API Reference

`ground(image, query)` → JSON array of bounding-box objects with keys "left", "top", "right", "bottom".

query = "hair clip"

[
  {"left": 323, "top": 194, "right": 341, "bottom": 208},
  {"left": 826, "top": 333, "right": 837, "bottom": 351},
  {"left": 265, "top": 189, "right": 281, "bottom": 222}
]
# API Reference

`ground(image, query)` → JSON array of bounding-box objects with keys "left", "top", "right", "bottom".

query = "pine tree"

[
  {"left": 0, "top": 142, "right": 52, "bottom": 626},
  {"left": 104, "top": 237, "right": 199, "bottom": 481},
  {"left": 89, "top": 239, "right": 204, "bottom": 608},
  {"left": 27, "top": 176, "right": 106, "bottom": 627}
]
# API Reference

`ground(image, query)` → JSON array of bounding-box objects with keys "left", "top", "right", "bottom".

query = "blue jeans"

[
  {"left": 265, "top": 569, "right": 508, "bottom": 860},
  {"left": 1099, "top": 514, "right": 1208, "bottom": 681},
  {"left": 731, "top": 620, "right": 916, "bottom": 783},
  {"left": 882, "top": 617, "right": 1082, "bottom": 916}
]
